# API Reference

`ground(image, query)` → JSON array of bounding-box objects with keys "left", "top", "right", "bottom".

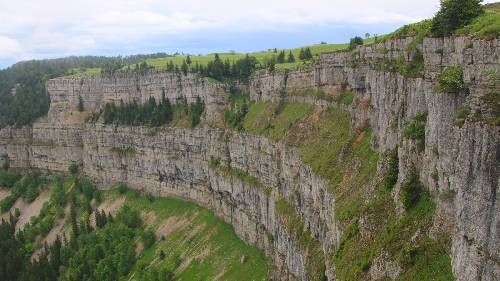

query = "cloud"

[
  {"left": 0, "top": 36, "right": 24, "bottom": 59},
  {"left": 0, "top": 0, "right": 497, "bottom": 67}
]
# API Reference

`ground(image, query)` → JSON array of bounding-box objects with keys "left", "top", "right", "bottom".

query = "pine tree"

[
  {"left": 299, "top": 48, "right": 306, "bottom": 61},
  {"left": 181, "top": 60, "right": 188, "bottom": 76},
  {"left": 78, "top": 95, "right": 84, "bottom": 112},
  {"left": 186, "top": 55, "right": 192, "bottom": 65},
  {"left": 287, "top": 51, "right": 295, "bottom": 63},
  {"left": 277, "top": 50, "right": 286, "bottom": 63},
  {"left": 304, "top": 48, "right": 313, "bottom": 60},
  {"left": 50, "top": 235, "right": 61, "bottom": 272},
  {"left": 70, "top": 203, "right": 79, "bottom": 237}
]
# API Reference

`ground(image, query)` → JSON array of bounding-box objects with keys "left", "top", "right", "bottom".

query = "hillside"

[{"left": 0, "top": 170, "right": 268, "bottom": 281}]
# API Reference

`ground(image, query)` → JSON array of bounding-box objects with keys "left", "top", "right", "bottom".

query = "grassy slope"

[
  {"left": 105, "top": 189, "right": 268, "bottom": 281},
  {"left": 0, "top": 175, "right": 268, "bottom": 281},
  {"left": 61, "top": 38, "right": 382, "bottom": 78},
  {"left": 239, "top": 101, "right": 453, "bottom": 280},
  {"left": 386, "top": 2, "right": 500, "bottom": 40}
]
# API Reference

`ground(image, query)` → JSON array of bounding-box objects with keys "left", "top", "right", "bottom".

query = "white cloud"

[
  {"left": 0, "top": 0, "right": 497, "bottom": 65},
  {"left": 0, "top": 36, "right": 24, "bottom": 59}
]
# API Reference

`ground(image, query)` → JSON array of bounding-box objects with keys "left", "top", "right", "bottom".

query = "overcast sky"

[{"left": 0, "top": 0, "right": 496, "bottom": 68}]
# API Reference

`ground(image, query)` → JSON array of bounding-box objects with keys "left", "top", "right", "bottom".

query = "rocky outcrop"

[
  {"left": 0, "top": 123, "right": 337, "bottom": 280},
  {"left": 0, "top": 36, "right": 498, "bottom": 281},
  {"left": 47, "top": 71, "right": 229, "bottom": 124},
  {"left": 247, "top": 36, "right": 500, "bottom": 281}
]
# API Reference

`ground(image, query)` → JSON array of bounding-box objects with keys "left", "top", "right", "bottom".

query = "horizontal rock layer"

[{"left": 47, "top": 71, "right": 229, "bottom": 124}]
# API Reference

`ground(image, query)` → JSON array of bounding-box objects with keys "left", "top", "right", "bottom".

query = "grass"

[
  {"left": 59, "top": 67, "right": 102, "bottom": 78},
  {"left": 102, "top": 188, "right": 269, "bottom": 281},
  {"left": 275, "top": 197, "right": 326, "bottom": 281},
  {"left": 243, "top": 102, "right": 313, "bottom": 139},
  {"left": 456, "top": 3, "right": 500, "bottom": 39},
  {"left": 237, "top": 101, "right": 453, "bottom": 280},
  {"left": 209, "top": 156, "right": 272, "bottom": 195},
  {"left": 142, "top": 43, "right": 350, "bottom": 72},
  {"left": 110, "top": 146, "right": 137, "bottom": 157},
  {"left": 56, "top": 38, "right": 382, "bottom": 78}
]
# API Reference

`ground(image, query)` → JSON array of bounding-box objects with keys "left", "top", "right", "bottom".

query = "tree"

[
  {"left": 287, "top": 51, "right": 295, "bottom": 63},
  {"left": 431, "top": 0, "right": 484, "bottom": 36},
  {"left": 70, "top": 203, "right": 79, "bottom": 238},
  {"left": 299, "top": 48, "right": 313, "bottom": 61},
  {"left": 181, "top": 60, "right": 188, "bottom": 76},
  {"left": 159, "top": 250, "right": 166, "bottom": 260},
  {"left": 78, "top": 95, "right": 84, "bottom": 112},
  {"left": 277, "top": 50, "right": 286, "bottom": 63},
  {"left": 186, "top": 55, "right": 192, "bottom": 65},
  {"left": 365, "top": 32, "right": 371, "bottom": 39},
  {"left": 348, "top": 36, "right": 364, "bottom": 50}
]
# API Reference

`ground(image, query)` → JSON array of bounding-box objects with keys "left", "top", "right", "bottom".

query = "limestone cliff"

[
  {"left": 0, "top": 36, "right": 498, "bottom": 281},
  {"left": 47, "top": 71, "right": 229, "bottom": 124}
]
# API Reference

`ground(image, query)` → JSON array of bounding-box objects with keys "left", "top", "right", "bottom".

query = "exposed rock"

[{"left": 0, "top": 36, "right": 498, "bottom": 281}]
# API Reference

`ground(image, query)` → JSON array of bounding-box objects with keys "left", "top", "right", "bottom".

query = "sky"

[{"left": 0, "top": 0, "right": 496, "bottom": 69}]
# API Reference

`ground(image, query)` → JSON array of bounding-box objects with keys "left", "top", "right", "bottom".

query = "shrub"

[
  {"left": 117, "top": 205, "right": 142, "bottom": 228},
  {"left": 403, "top": 122, "right": 426, "bottom": 140},
  {"left": 431, "top": 0, "right": 484, "bottom": 36},
  {"left": 0, "top": 170, "right": 21, "bottom": 189},
  {"left": 437, "top": 66, "right": 465, "bottom": 93},
  {"left": 383, "top": 148, "right": 399, "bottom": 190},
  {"left": 348, "top": 36, "right": 364, "bottom": 51},
  {"left": 400, "top": 171, "right": 424, "bottom": 209},
  {"left": 141, "top": 230, "right": 156, "bottom": 249},
  {"left": 117, "top": 183, "right": 129, "bottom": 194},
  {"left": 68, "top": 163, "right": 79, "bottom": 175}
]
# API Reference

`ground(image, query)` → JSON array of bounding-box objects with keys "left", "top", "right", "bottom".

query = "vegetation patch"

[
  {"left": 237, "top": 101, "right": 452, "bottom": 280},
  {"left": 110, "top": 146, "right": 137, "bottom": 157},
  {"left": 383, "top": 147, "right": 399, "bottom": 190},
  {"left": 403, "top": 113, "right": 427, "bottom": 141},
  {"left": 209, "top": 156, "right": 271, "bottom": 196},
  {"left": 224, "top": 88, "right": 250, "bottom": 130},
  {"left": 288, "top": 88, "right": 335, "bottom": 102},
  {"left": 275, "top": 198, "right": 326, "bottom": 281},
  {"left": 437, "top": 66, "right": 465, "bottom": 94},
  {"left": 0, "top": 172, "right": 268, "bottom": 281},
  {"left": 337, "top": 90, "right": 354, "bottom": 105},
  {"left": 90, "top": 94, "right": 205, "bottom": 128},
  {"left": 454, "top": 106, "right": 470, "bottom": 127},
  {"left": 372, "top": 51, "right": 424, "bottom": 78}
]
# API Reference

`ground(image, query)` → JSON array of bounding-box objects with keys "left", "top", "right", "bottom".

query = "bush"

[
  {"left": 437, "top": 66, "right": 465, "bottom": 93},
  {"left": 0, "top": 170, "right": 21, "bottom": 189},
  {"left": 403, "top": 122, "right": 426, "bottom": 140},
  {"left": 68, "top": 163, "right": 79, "bottom": 175},
  {"left": 348, "top": 36, "right": 364, "bottom": 51},
  {"left": 117, "top": 205, "right": 141, "bottom": 228},
  {"left": 431, "top": 0, "right": 484, "bottom": 36},
  {"left": 117, "top": 183, "right": 129, "bottom": 194},
  {"left": 141, "top": 230, "right": 156, "bottom": 249},
  {"left": 400, "top": 172, "right": 424, "bottom": 209},
  {"left": 383, "top": 148, "right": 399, "bottom": 190}
]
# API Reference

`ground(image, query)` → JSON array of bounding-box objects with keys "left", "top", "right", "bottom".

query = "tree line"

[{"left": 95, "top": 92, "right": 205, "bottom": 128}]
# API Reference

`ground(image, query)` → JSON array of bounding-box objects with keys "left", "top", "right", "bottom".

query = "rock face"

[
  {"left": 0, "top": 36, "right": 498, "bottom": 281},
  {"left": 47, "top": 71, "right": 229, "bottom": 124},
  {"left": 247, "top": 36, "right": 500, "bottom": 281}
]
